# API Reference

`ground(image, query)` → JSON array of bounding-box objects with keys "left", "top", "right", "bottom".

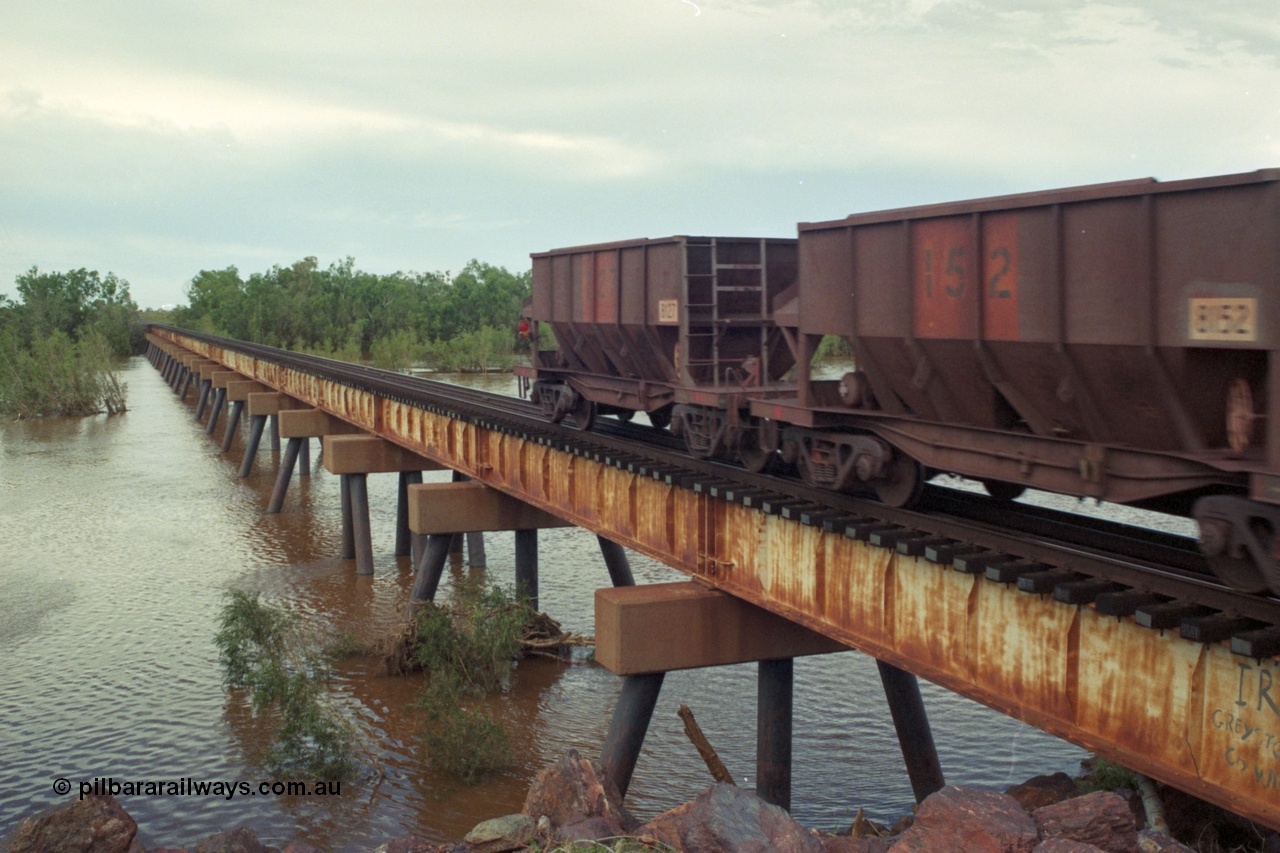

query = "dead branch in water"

[{"left": 677, "top": 704, "right": 735, "bottom": 785}]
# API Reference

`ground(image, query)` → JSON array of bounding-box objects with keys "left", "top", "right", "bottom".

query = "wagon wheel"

[
  {"left": 1205, "top": 553, "right": 1271, "bottom": 595},
  {"left": 875, "top": 451, "right": 926, "bottom": 508},
  {"left": 648, "top": 407, "right": 672, "bottom": 430},
  {"left": 1226, "top": 377, "right": 1257, "bottom": 454},
  {"left": 737, "top": 419, "right": 778, "bottom": 474},
  {"left": 982, "top": 479, "right": 1026, "bottom": 502},
  {"left": 565, "top": 395, "right": 596, "bottom": 431},
  {"left": 615, "top": 409, "right": 634, "bottom": 423}
]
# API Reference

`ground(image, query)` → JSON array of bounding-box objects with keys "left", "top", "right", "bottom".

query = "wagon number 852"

[{"left": 1189, "top": 297, "right": 1257, "bottom": 342}]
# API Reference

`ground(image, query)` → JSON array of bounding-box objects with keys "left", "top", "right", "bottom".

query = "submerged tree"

[{"left": 0, "top": 267, "right": 137, "bottom": 418}]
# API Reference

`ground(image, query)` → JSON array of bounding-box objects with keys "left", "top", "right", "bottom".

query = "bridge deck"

[{"left": 149, "top": 328, "right": 1280, "bottom": 830}]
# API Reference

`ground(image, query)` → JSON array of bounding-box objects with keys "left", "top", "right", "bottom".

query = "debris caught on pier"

[{"left": 380, "top": 579, "right": 592, "bottom": 678}]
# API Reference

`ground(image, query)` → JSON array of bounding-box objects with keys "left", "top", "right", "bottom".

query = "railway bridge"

[{"left": 145, "top": 325, "right": 1280, "bottom": 832}]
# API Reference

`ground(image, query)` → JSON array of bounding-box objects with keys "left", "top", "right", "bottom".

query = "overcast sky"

[{"left": 1, "top": 0, "right": 1276, "bottom": 309}]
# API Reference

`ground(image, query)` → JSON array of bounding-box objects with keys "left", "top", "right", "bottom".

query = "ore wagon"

[
  {"left": 753, "top": 168, "right": 1280, "bottom": 592},
  {"left": 518, "top": 236, "right": 798, "bottom": 447}
]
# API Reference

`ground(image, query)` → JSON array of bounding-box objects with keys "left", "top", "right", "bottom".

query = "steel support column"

[
  {"left": 409, "top": 534, "right": 452, "bottom": 606},
  {"left": 220, "top": 400, "right": 245, "bottom": 453},
  {"left": 599, "top": 672, "right": 666, "bottom": 799},
  {"left": 395, "top": 471, "right": 424, "bottom": 557},
  {"left": 340, "top": 474, "right": 355, "bottom": 560},
  {"left": 238, "top": 415, "right": 267, "bottom": 478},
  {"left": 349, "top": 472, "right": 374, "bottom": 575},
  {"left": 515, "top": 528, "right": 538, "bottom": 610},
  {"left": 876, "top": 658, "right": 945, "bottom": 803},
  {"left": 267, "top": 437, "right": 303, "bottom": 513},
  {"left": 757, "top": 657, "right": 794, "bottom": 811},
  {"left": 599, "top": 535, "right": 636, "bottom": 587},
  {"left": 205, "top": 387, "right": 226, "bottom": 435},
  {"left": 195, "top": 380, "right": 212, "bottom": 421}
]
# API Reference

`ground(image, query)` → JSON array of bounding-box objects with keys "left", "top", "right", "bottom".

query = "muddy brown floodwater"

[{"left": 0, "top": 357, "right": 1088, "bottom": 851}]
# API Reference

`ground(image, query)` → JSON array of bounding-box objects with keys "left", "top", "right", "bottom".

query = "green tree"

[
  {"left": 171, "top": 257, "right": 530, "bottom": 369},
  {"left": 0, "top": 267, "right": 136, "bottom": 417},
  {"left": 9, "top": 267, "right": 137, "bottom": 355}
]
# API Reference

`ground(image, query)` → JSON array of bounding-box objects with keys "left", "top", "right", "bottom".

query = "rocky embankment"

[{"left": 6, "top": 750, "right": 1278, "bottom": 853}]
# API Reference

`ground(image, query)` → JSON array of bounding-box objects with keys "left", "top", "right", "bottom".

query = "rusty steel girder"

[{"left": 152, "top": 328, "right": 1280, "bottom": 830}]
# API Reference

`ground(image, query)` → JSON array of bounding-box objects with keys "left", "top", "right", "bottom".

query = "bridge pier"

[
  {"left": 406, "top": 480, "right": 571, "bottom": 606},
  {"left": 206, "top": 371, "right": 239, "bottom": 435},
  {"left": 220, "top": 380, "right": 268, "bottom": 454},
  {"left": 239, "top": 393, "right": 306, "bottom": 479},
  {"left": 323, "top": 434, "right": 442, "bottom": 575},
  {"left": 594, "top": 582, "right": 847, "bottom": 808},
  {"left": 268, "top": 410, "right": 364, "bottom": 514}
]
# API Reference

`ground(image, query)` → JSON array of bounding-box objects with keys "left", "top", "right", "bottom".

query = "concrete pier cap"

[
  {"left": 278, "top": 409, "right": 366, "bottom": 439},
  {"left": 321, "top": 434, "right": 443, "bottom": 475},
  {"left": 226, "top": 380, "right": 271, "bottom": 402},
  {"left": 595, "top": 581, "right": 850, "bottom": 675},
  {"left": 247, "top": 392, "right": 308, "bottom": 417},
  {"left": 407, "top": 481, "right": 572, "bottom": 534}
]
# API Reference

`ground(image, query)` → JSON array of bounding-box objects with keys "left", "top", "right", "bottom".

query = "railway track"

[{"left": 158, "top": 327, "right": 1280, "bottom": 657}]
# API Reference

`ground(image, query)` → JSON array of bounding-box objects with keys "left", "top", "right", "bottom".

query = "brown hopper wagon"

[{"left": 519, "top": 168, "right": 1280, "bottom": 595}]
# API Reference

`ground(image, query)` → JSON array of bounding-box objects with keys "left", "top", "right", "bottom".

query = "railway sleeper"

[
  {"left": 1180, "top": 614, "right": 1266, "bottom": 644},
  {"left": 1053, "top": 578, "right": 1126, "bottom": 606},
  {"left": 1134, "top": 601, "right": 1215, "bottom": 631},
  {"left": 1230, "top": 625, "right": 1280, "bottom": 658},
  {"left": 1016, "top": 569, "right": 1084, "bottom": 595},
  {"left": 1095, "top": 590, "right": 1166, "bottom": 618},
  {"left": 897, "top": 535, "right": 952, "bottom": 558}
]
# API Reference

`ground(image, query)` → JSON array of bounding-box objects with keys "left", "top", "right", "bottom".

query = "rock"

[
  {"left": 1006, "top": 772, "right": 1080, "bottom": 812},
  {"left": 1032, "top": 791, "right": 1138, "bottom": 853},
  {"left": 7, "top": 794, "right": 138, "bottom": 853},
  {"left": 192, "top": 826, "right": 272, "bottom": 853},
  {"left": 887, "top": 786, "right": 1039, "bottom": 853},
  {"left": 463, "top": 814, "right": 535, "bottom": 853},
  {"left": 1034, "top": 840, "right": 1107, "bottom": 852},
  {"left": 522, "top": 748, "right": 635, "bottom": 832},
  {"left": 638, "top": 783, "right": 827, "bottom": 853},
  {"left": 1135, "top": 829, "right": 1197, "bottom": 853},
  {"left": 555, "top": 815, "right": 628, "bottom": 843},
  {"left": 281, "top": 844, "right": 322, "bottom": 853}
]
